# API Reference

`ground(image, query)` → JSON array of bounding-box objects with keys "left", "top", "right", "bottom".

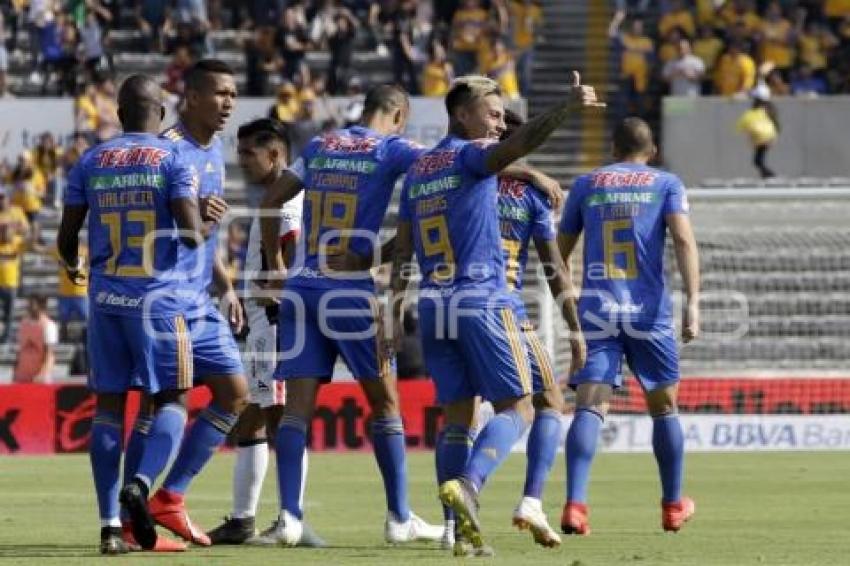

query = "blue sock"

[
  {"left": 652, "top": 413, "right": 685, "bottom": 503},
  {"left": 121, "top": 415, "right": 152, "bottom": 520},
  {"left": 89, "top": 409, "right": 124, "bottom": 525},
  {"left": 465, "top": 409, "right": 528, "bottom": 492},
  {"left": 371, "top": 416, "right": 410, "bottom": 522},
  {"left": 524, "top": 409, "right": 563, "bottom": 499},
  {"left": 565, "top": 408, "right": 603, "bottom": 503},
  {"left": 276, "top": 415, "right": 307, "bottom": 520},
  {"left": 436, "top": 425, "right": 473, "bottom": 521},
  {"left": 123, "top": 415, "right": 152, "bottom": 488},
  {"left": 162, "top": 404, "right": 236, "bottom": 495},
  {"left": 135, "top": 403, "right": 186, "bottom": 488}
]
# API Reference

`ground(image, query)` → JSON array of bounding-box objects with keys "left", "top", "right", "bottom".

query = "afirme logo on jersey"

[{"left": 95, "top": 292, "right": 143, "bottom": 308}]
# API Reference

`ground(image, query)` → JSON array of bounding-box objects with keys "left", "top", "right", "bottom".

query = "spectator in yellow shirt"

[
  {"left": 825, "top": 0, "right": 850, "bottom": 20},
  {"left": 484, "top": 38, "right": 520, "bottom": 99},
  {"left": 719, "top": 0, "right": 762, "bottom": 34},
  {"left": 659, "top": 28, "right": 685, "bottom": 64},
  {"left": 268, "top": 82, "right": 301, "bottom": 123},
  {"left": 32, "top": 132, "right": 63, "bottom": 206},
  {"left": 736, "top": 86, "right": 780, "bottom": 178},
  {"left": 420, "top": 42, "right": 454, "bottom": 97},
  {"left": 508, "top": 0, "right": 542, "bottom": 94},
  {"left": 798, "top": 21, "right": 838, "bottom": 72},
  {"left": 74, "top": 83, "right": 99, "bottom": 141},
  {"left": 758, "top": 2, "right": 795, "bottom": 71},
  {"left": 49, "top": 242, "right": 88, "bottom": 341},
  {"left": 93, "top": 75, "right": 120, "bottom": 143},
  {"left": 451, "top": 0, "right": 489, "bottom": 75},
  {"left": 613, "top": 18, "right": 655, "bottom": 95},
  {"left": 659, "top": 0, "right": 696, "bottom": 38},
  {"left": 694, "top": 25, "right": 725, "bottom": 74},
  {"left": 695, "top": 0, "right": 718, "bottom": 27},
  {"left": 0, "top": 187, "right": 29, "bottom": 343},
  {"left": 714, "top": 41, "right": 757, "bottom": 96},
  {"left": 10, "top": 151, "right": 45, "bottom": 247}
]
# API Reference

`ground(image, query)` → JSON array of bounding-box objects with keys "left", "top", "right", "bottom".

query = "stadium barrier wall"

[
  {"left": 662, "top": 96, "right": 850, "bottom": 185},
  {"left": 0, "top": 97, "right": 525, "bottom": 164},
  {"left": 2, "top": 379, "right": 850, "bottom": 455}
]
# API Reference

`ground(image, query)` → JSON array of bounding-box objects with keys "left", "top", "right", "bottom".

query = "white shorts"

[{"left": 245, "top": 306, "right": 285, "bottom": 408}]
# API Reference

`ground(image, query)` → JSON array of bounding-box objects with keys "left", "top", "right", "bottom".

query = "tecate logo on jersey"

[{"left": 96, "top": 292, "right": 143, "bottom": 308}]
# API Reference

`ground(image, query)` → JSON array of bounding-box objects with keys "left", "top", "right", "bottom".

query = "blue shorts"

[
  {"left": 418, "top": 303, "right": 533, "bottom": 405},
  {"left": 87, "top": 305, "right": 244, "bottom": 395},
  {"left": 58, "top": 296, "right": 88, "bottom": 323},
  {"left": 176, "top": 303, "right": 244, "bottom": 380},
  {"left": 275, "top": 286, "right": 389, "bottom": 381},
  {"left": 570, "top": 320, "right": 680, "bottom": 392},
  {"left": 88, "top": 310, "right": 193, "bottom": 395},
  {"left": 519, "top": 320, "right": 558, "bottom": 394}
]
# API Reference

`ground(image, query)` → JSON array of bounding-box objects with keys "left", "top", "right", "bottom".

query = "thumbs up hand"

[{"left": 568, "top": 71, "right": 606, "bottom": 109}]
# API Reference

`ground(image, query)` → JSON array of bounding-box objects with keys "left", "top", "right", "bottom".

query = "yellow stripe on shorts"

[
  {"left": 525, "top": 325, "right": 556, "bottom": 390},
  {"left": 175, "top": 315, "right": 192, "bottom": 390},
  {"left": 501, "top": 309, "right": 532, "bottom": 395},
  {"left": 370, "top": 297, "right": 391, "bottom": 378}
]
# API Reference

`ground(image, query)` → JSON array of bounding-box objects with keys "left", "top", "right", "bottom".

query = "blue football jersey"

[
  {"left": 559, "top": 162, "right": 689, "bottom": 324},
  {"left": 286, "top": 125, "right": 424, "bottom": 290},
  {"left": 161, "top": 122, "right": 226, "bottom": 295},
  {"left": 399, "top": 135, "right": 512, "bottom": 306},
  {"left": 497, "top": 176, "right": 556, "bottom": 296},
  {"left": 64, "top": 133, "right": 200, "bottom": 317}
]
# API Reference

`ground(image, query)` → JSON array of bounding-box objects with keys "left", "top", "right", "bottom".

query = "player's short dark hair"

[
  {"left": 237, "top": 118, "right": 291, "bottom": 151},
  {"left": 185, "top": 59, "right": 235, "bottom": 92},
  {"left": 500, "top": 107, "right": 525, "bottom": 141},
  {"left": 445, "top": 76, "right": 501, "bottom": 118},
  {"left": 613, "top": 117, "right": 655, "bottom": 159},
  {"left": 362, "top": 84, "right": 409, "bottom": 117}
]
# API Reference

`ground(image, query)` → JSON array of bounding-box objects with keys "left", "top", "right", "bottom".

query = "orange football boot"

[
  {"left": 149, "top": 488, "right": 211, "bottom": 546},
  {"left": 560, "top": 502, "right": 591, "bottom": 535},
  {"left": 662, "top": 497, "right": 695, "bottom": 532}
]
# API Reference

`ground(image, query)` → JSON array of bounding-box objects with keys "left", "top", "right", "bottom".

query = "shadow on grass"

[{"left": 0, "top": 544, "right": 97, "bottom": 558}]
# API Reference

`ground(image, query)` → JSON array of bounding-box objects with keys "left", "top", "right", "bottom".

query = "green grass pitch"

[{"left": 1, "top": 452, "right": 848, "bottom": 565}]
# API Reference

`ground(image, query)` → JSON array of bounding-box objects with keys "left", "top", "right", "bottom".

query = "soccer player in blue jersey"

[
  {"left": 558, "top": 117, "right": 700, "bottom": 536},
  {"left": 57, "top": 74, "right": 205, "bottom": 555},
  {"left": 119, "top": 59, "right": 249, "bottom": 549},
  {"left": 253, "top": 84, "right": 444, "bottom": 545},
  {"left": 390, "top": 73, "right": 602, "bottom": 555},
  {"left": 496, "top": 109, "right": 585, "bottom": 548}
]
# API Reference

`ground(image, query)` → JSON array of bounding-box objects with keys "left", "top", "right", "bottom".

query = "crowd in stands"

[
  {"left": 611, "top": 0, "right": 850, "bottom": 120},
  {"left": 0, "top": 1, "right": 544, "bottom": 100}
]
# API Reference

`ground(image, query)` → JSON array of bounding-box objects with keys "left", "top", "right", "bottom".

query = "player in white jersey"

[{"left": 206, "top": 119, "right": 321, "bottom": 546}]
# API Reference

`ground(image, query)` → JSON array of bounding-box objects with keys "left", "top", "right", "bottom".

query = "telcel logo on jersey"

[
  {"left": 96, "top": 292, "right": 143, "bottom": 309},
  {"left": 600, "top": 300, "right": 644, "bottom": 315}
]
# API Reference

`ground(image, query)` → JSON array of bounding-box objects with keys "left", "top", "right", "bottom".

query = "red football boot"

[
  {"left": 560, "top": 502, "right": 591, "bottom": 536},
  {"left": 662, "top": 497, "right": 696, "bottom": 532},
  {"left": 149, "top": 488, "right": 211, "bottom": 546}
]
